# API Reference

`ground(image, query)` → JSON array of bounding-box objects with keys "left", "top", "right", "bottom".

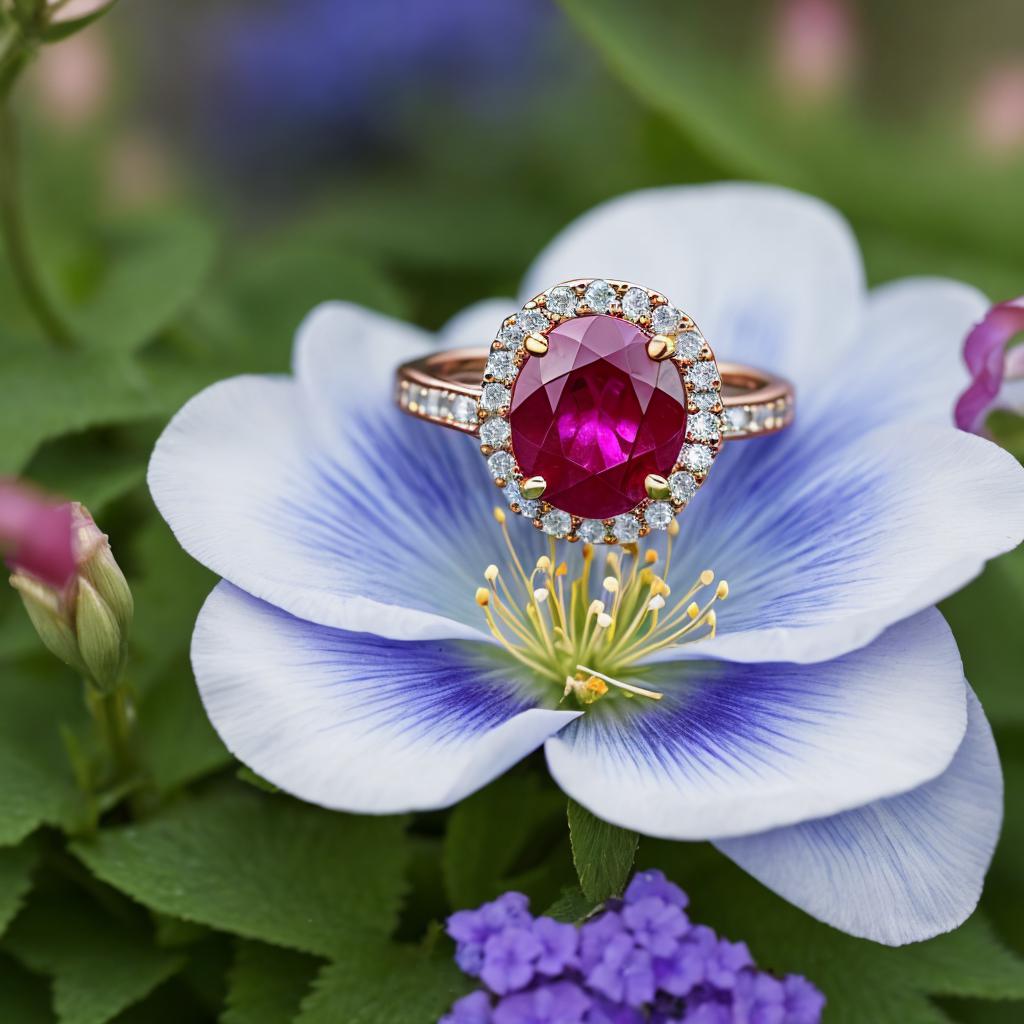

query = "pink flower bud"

[{"left": 0, "top": 480, "right": 75, "bottom": 588}]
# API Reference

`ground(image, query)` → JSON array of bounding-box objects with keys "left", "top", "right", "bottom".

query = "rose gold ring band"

[{"left": 396, "top": 348, "right": 795, "bottom": 440}]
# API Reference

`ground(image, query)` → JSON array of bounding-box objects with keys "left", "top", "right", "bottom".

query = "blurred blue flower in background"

[{"left": 198, "top": 0, "right": 558, "bottom": 174}]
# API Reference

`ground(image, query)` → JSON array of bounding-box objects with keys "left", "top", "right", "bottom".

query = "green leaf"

[
  {"left": 544, "top": 886, "right": 596, "bottom": 924},
  {"left": 222, "top": 941, "right": 321, "bottom": 1024},
  {"left": 67, "top": 212, "right": 217, "bottom": 356},
  {"left": 558, "top": 0, "right": 1024, "bottom": 277},
  {"left": 26, "top": 432, "right": 148, "bottom": 514},
  {"left": 0, "top": 950, "right": 53, "bottom": 1024},
  {"left": 3, "top": 883, "right": 183, "bottom": 1024},
  {"left": 567, "top": 798, "right": 638, "bottom": 903},
  {"left": 644, "top": 840, "right": 1024, "bottom": 1024},
  {"left": 0, "top": 839, "right": 37, "bottom": 937},
  {"left": 72, "top": 784, "right": 410, "bottom": 957},
  {"left": 943, "top": 550, "right": 1024, "bottom": 727},
  {"left": 186, "top": 227, "right": 408, "bottom": 375},
  {"left": 0, "top": 669, "right": 86, "bottom": 845},
  {"left": 295, "top": 944, "right": 470, "bottom": 1024},
  {"left": 125, "top": 514, "right": 230, "bottom": 792},
  {"left": 443, "top": 770, "right": 567, "bottom": 909}
]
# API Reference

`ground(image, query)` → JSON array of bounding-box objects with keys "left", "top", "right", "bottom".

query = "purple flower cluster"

[{"left": 442, "top": 871, "right": 824, "bottom": 1024}]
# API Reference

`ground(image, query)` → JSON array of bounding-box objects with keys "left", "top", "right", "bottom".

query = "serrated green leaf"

[
  {"left": 0, "top": 670, "right": 85, "bottom": 845},
  {"left": 295, "top": 944, "right": 469, "bottom": 1024},
  {"left": 3, "top": 883, "right": 183, "bottom": 1024},
  {"left": 0, "top": 950, "right": 53, "bottom": 1024},
  {"left": 72, "top": 784, "right": 410, "bottom": 957},
  {"left": 222, "top": 941, "right": 320, "bottom": 1024},
  {"left": 568, "top": 799, "right": 638, "bottom": 903},
  {"left": 544, "top": 886, "right": 595, "bottom": 924},
  {"left": 443, "top": 770, "right": 567, "bottom": 910},
  {"left": 644, "top": 840, "right": 1024, "bottom": 1024},
  {"left": 0, "top": 839, "right": 37, "bottom": 937}
]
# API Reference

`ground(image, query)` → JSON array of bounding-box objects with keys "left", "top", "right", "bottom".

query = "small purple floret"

[{"left": 442, "top": 870, "right": 824, "bottom": 1024}]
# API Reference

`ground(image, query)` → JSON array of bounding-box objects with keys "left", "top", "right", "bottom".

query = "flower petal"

[
  {"left": 192, "top": 581, "right": 579, "bottom": 813},
  {"left": 150, "top": 370, "right": 504, "bottom": 640},
  {"left": 292, "top": 301, "right": 432, "bottom": 447},
  {"left": 716, "top": 686, "right": 1001, "bottom": 945},
  {"left": 521, "top": 183, "right": 865, "bottom": 391},
  {"left": 664, "top": 421, "right": 1024, "bottom": 664},
  {"left": 837, "top": 277, "right": 988, "bottom": 428},
  {"left": 439, "top": 297, "right": 518, "bottom": 349},
  {"left": 544, "top": 610, "right": 966, "bottom": 840}
]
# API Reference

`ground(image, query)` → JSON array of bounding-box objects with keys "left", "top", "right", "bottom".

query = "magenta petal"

[
  {"left": 955, "top": 297, "right": 1024, "bottom": 433},
  {"left": 0, "top": 480, "right": 75, "bottom": 587}
]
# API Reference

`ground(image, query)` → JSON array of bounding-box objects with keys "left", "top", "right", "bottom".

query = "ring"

[{"left": 396, "top": 278, "right": 794, "bottom": 544}]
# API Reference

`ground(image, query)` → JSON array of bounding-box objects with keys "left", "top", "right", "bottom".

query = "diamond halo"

[{"left": 477, "top": 278, "right": 722, "bottom": 544}]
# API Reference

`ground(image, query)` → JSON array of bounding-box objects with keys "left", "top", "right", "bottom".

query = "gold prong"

[
  {"left": 520, "top": 476, "right": 547, "bottom": 500},
  {"left": 645, "top": 474, "right": 671, "bottom": 500},
  {"left": 525, "top": 332, "right": 549, "bottom": 356},
  {"left": 647, "top": 334, "right": 676, "bottom": 361}
]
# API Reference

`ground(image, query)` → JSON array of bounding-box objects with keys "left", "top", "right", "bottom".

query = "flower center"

[{"left": 475, "top": 509, "right": 728, "bottom": 709}]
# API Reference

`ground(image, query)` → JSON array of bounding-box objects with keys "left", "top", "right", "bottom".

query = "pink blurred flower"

[
  {"left": 955, "top": 298, "right": 1024, "bottom": 434},
  {"left": 31, "top": 27, "right": 111, "bottom": 128},
  {"left": 971, "top": 64, "right": 1024, "bottom": 157},
  {"left": 773, "top": 0, "right": 857, "bottom": 103},
  {"left": 0, "top": 481, "right": 75, "bottom": 588}
]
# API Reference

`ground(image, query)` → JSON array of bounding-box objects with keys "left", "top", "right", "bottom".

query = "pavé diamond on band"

[{"left": 395, "top": 278, "right": 795, "bottom": 544}]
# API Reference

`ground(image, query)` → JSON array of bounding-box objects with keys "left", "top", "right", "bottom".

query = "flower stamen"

[{"left": 475, "top": 521, "right": 730, "bottom": 709}]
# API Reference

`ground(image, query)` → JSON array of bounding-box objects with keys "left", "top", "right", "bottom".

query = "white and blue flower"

[{"left": 149, "top": 183, "right": 1024, "bottom": 946}]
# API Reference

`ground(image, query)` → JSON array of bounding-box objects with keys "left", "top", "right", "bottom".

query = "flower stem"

[
  {"left": 85, "top": 681, "right": 138, "bottom": 787},
  {"left": 0, "top": 100, "right": 75, "bottom": 349}
]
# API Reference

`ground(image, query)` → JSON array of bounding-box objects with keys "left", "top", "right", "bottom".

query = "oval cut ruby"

[{"left": 509, "top": 314, "right": 687, "bottom": 520}]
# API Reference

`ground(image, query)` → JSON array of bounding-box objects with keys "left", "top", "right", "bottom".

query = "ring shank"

[{"left": 396, "top": 348, "right": 794, "bottom": 439}]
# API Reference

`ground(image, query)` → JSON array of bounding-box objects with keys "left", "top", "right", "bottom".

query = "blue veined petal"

[
  {"left": 149, "top": 301, "right": 555, "bottom": 641},
  {"left": 660, "top": 419, "right": 1024, "bottom": 664},
  {"left": 716, "top": 686, "right": 1000, "bottom": 945},
  {"left": 520, "top": 182, "right": 866, "bottom": 395},
  {"left": 192, "top": 582, "right": 579, "bottom": 813},
  {"left": 544, "top": 610, "right": 966, "bottom": 840}
]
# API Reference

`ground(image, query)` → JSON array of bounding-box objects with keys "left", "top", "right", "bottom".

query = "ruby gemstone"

[{"left": 509, "top": 314, "right": 687, "bottom": 520}]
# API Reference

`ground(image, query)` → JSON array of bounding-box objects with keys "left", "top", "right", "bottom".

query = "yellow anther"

[
  {"left": 582, "top": 543, "right": 594, "bottom": 559},
  {"left": 639, "top": 568, "right": 653, "bottom": 586},
  {"left": 644, "top": 550, "right": 658, "bottom": 566},
  {"left": 603, "top": 576, "right": 619, "bottom": 593},
  {"left": 700, "top": 569, "right": 714, "bottom": 586},
  {"left": 705, "top": 609, "right": 717, "bottom": 630},
  {"left": 493, "top": 507, "right": 507, "bottom": 524},
  {"left": 686, "top": 601, "right": 700, "bottom": 620},
  {"left": 651, "top": 578, "right": 670, "bottom": 597},
  {"left": 555, "top": 562, "right": 568, "bottom": 577},
  {"left": 536, "top": 555, "right": 551, "bottom": 573},
  {"left": 716, "top": 580, "right": 729, "bottom": 599},
  {"left": 475, "top": 587, "right": 490, "bottom": 607},
  {"left": 668, "top": 520, "right": 680, "bottom": 537},
  {"left": 485, "top": 564, "right": 500, "bottom": 582}
]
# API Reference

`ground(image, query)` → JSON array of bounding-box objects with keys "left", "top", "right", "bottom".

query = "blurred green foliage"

[{"left": 0, "top": 1, "right": 1023, "bottom": 1022}]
